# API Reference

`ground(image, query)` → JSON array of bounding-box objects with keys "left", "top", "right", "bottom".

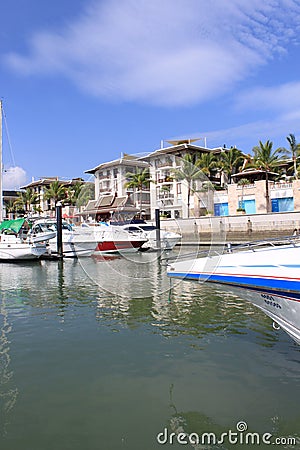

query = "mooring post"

[
  {"left": 155, "top": 208, "right": 161, "bottom": 250},
  {"left": 56, "top": 202, "right": 63, "bottom": 258}
]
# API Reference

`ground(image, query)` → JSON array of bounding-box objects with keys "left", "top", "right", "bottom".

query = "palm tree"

[
  {"left": 237, "top": 178, "right": 251, "bottom": 211},
  {"left": 14, "top": 188, "right": 40, "bottom": 214},
  {"left": 43, "top": 181, "right": 67, "bottom": 209},
  {"left": 76, "top": 183, "right": 95, "bottom": 208},
  {"left": 66, "top": 181, "right": 84, "bottom": 206},
  {"left": 252, "top": 140, "right": 286, "bottom": 212},
  {"left": 171, "top": 154, "right": 204, "bottom": 218},
  {"left": 4, "top": 199, "right": 17, "bottom": 218},
  {"left": 124, "top": 168, "right": 152, "bottom": 217},
  {"left": 286, "top": 133, "right": 300, "bottom": 179},
  {"left": 220, "top": 148, "right": 244, "bottom": 184},
  {"left": 195, "top": 152, "right": 217, "bottom": 177}
]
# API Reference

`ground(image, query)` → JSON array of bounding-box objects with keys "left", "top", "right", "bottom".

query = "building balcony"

[
  {"left": 156, "top": 177, "right": 174, "bottom": 184},
  {"left": 157, "top": 193, "right": 174, "bottom": 200}
]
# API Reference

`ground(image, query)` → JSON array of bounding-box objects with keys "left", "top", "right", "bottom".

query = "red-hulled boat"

[{"left": 90, "top": 223, "right": 148, "bottom": 254}]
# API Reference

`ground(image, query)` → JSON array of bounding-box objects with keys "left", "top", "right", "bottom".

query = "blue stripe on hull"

[{"left": 168, "top": 272, "right": 300, "bottom": 301}]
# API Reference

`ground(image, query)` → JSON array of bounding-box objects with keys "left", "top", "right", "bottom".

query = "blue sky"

[{"left": 1, "top": 0, "right": 300, "bottom": 189}]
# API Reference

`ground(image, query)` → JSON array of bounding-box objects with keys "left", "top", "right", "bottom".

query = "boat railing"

[
  {"left": 162, "top": 248, "right": 223, "bottom": 262},
  {"left": 163, "top": 234, "right": 300, "bottom": 262},
  {"left": 231, "top": 234, "right": 300, "bottom": 252}
]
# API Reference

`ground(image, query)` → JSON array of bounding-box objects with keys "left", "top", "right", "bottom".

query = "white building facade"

[{"left": 85, "top": 141, "right": 226, "bottom": 220}]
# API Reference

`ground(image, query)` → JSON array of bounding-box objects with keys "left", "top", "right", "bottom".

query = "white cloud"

[
  {"left": 235, "top": 82, "right": 300, "bottom": 113},
  {"left": 5, "top": 0, "right": 300, "bottom": 106},
  {"left": 3, "top": 166, "right": 27, "bottom": 190},
  {"left": 200, "top": 113, "right": 300, "bottom": 152}
]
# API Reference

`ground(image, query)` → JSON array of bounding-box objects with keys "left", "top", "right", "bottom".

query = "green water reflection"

[{"left": 0, "top": 255, "right": 299, "bottom": 450}]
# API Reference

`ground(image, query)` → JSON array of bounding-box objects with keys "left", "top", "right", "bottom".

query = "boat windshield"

[
  {"left": 32, "top": 222, "right": 73, "bottom": 233},
  {"left": 138, "top": 225, "right": 156, "bottom": 231}
]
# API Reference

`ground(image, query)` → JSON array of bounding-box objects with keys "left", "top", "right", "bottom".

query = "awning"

[{"left": 0, "top": 218, "right": 25, "bottom": 233}]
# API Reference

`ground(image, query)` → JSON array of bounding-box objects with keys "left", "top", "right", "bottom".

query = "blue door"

[
  {"left": 240, "top": 199, "right": 256, "bottom": 214},
  {"left": 214, "top": 203, "right": 229, "bottom": 216},
  {"left": 272, "top": 197, "right": 294, "bottom": 212}
]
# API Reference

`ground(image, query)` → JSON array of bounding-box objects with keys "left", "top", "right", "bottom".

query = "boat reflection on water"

[
  {"left": 0, "top": 254, "right": 294, "bottom": 347},
  {"left": 0, "top": 256, "right": 299, "bottom": 450},
  {"left": 77, "top": 253, "right": 282, "bottom": 346}
]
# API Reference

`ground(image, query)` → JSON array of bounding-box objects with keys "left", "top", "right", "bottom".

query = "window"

[
  {"left": 271, "top": 197, "right": 294, "bottom": 212},
  {"left": 214, "top": 203, "right": 229, "bottom": 216}
]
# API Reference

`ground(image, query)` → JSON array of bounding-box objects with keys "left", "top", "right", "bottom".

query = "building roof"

[
  {"left": 20, "top": 177, "right": 84, "bottom": 189},
  {"left": 96, "top": 194, "right": 115, "bottom": 207},
  {"left": 82, "top": 194, "right": 138, "bottom": 215},
  {"left": 232, "top": 169, "right": 278, "bottom": 179},
  {"left": 85, "top": 154, "right": 149, "bottom": 174},
  {"left": 139, "top": 143, "right": 225, "bottom": 160}
]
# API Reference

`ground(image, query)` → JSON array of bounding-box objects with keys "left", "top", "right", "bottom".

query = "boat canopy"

[{"left": 0, "top": 218, "right": 25, "bottom": 233}]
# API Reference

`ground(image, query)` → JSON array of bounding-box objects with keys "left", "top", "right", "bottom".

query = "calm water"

[{"left": 0, "top": 250, "right": 299, "bottom": 450}]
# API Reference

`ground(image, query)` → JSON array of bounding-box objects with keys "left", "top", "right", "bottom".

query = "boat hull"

[
  {"left": 222, "top": 285, "right": 300, "bottom": 345},
  {"left": 142, "top": 233, "right": 181, "bottom": 251},
  {"left": 95, "top": 239, "right": 146, "bottom": 254},
  {"left": 0, "top": 242, "right": 47, "bottom": 260},
  {"left": 167, "top": 244, "right": 300, "bottom": 344},
  {"left": 49, "top": 240, "right": 96, "bottom": 257},
  {"left": 120, "top": 224, "right": 181, "bottom": 251}
]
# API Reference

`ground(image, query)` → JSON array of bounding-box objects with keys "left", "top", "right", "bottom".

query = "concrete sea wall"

[{"left": 159, "top": 211, "right": 300, "bottom": 242}]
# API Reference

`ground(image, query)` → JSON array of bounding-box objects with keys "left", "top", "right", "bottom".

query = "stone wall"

[{"left": 160, "top": 211, "right": 300, "bottom": 242}]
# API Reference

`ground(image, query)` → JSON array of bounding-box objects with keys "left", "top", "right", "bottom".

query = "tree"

[
  {"left": 124, "top": 168, "right": 152, "bottom": 217},
  {"left": 237, "top": 178, "right": 251, "bottom": 211},
  {"left": 171, "top": 154, "right": 204, "bottom": 218},
  {"left": 66, "top": 181, "right": 84, "bottom": 206},
  {"left": 43, "top": 181, "right": 68, "bottom": 209},
  {"left": 76, "top": 183, "right": 95, "bottom": 208},
  {"left": 14, "top": 188, "right": 40, "bottom": 214},
  {"left": 195, "top": 152, "right": 217, "bottom": 177},
  {"left": 220, "top": 148, "right": 244, "bottom": 184},
  {"left": 252, "top": 140, "right": 286, "bottom": 212},
  {"left": 286, "top": 133, "right": 300, "bottom": 179}
]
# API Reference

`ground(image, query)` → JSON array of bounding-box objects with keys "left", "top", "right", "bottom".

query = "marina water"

[{"left": 0, "top": 249, "right": 299, "bottom": 449}]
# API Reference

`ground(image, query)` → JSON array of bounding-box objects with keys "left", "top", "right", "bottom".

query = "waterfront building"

[
  {"left": 213, "top": 178, "right": 300, "bottom": 216},
  {"left": 140, "top": 139, "right": 226, "bottom": 219},
  {"left": 85, "top": 154, "right": 149, "bottom": 220},
  {"left": 84, "top": 140, "right": 300, "bottom": 220},
  {"left": 85, "top": 140, "right": 227, "bottom": 220},
  {"left": 1, "top": 190, "right": 20, "bottom": 219},
  {"left": 20, "top": 176, "right": 88, "bottom": 219}
]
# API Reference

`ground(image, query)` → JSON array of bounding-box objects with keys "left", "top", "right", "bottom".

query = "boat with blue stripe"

[{"left": 167, "top": 237, "right": 300, "bottom": 345}]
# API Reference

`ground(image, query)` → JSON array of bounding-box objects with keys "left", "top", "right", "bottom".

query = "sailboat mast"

[{"left": 0, "top": 100, "right": 3, "bottom": 222}]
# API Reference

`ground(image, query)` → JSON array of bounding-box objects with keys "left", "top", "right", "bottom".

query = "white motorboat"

[
  {"left": 84, "top": 222, "right": 148, "bottom": 254},
  {"left": 116, "top": 221, "right": 181, "bottom": 251},
  {"left": 0, "top": 218, "right": 53, "bottom": 260},
  {"left": 31, "top": 219, "right": 98, "bottom": 257},
  {"left": 167, "top": 237, "right": 300, "bottom": 345}
]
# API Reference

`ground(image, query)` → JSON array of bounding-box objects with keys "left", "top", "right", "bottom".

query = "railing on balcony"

[
  {"left": 236, "top": 184, "right": 255, "bottom": 190},
  {"left": 271, "top": 182, "right": 293, "bottom": 190},
  {"left": 156, "top": 177, "right": 174, "bottom": 184},
  {"left": 157, "top": 193, "right": 174, "bottom": 200}
]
